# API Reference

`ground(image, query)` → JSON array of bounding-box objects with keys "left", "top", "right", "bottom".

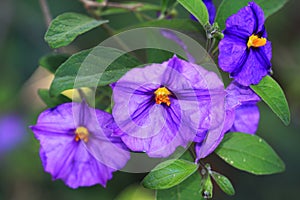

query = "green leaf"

[
  {"left": 45, "top": 12, "right": 108, "bottom": 48},
  {"left": 38, "top": 89, "right": 71, "bottom": 108},
  {"left": 156, "top": 151, "right": 204, "bottom": 200},
  {"left": 177, "top": 0, "right": 209, "bottom": 26},
  {"left": 251, "top": 75, "right": 290, "bottom": 126},
  {"left": 210, "top": 171, "right": 235, "bottom": 196},
  {"left": 216, "top": 0, "right": 288, "bottom": 30},
  {"left": 50, "top": 48, "right": 92, "bottom": 95},
  {"left": 215, "top": 132, "right": 285, "bottom": 175},
  {"left": 94, "top": 86, "right": 112, "bottom": 110},
  {"left": 142, "top": 159, "right": 199, "bottom": 189},
  {"left": 156, "top": 167, "right": 204, "bottom": 200},
  {"left": 39, "top": 53, "right": 69, "bottom": 73},
  {"left": 146, "top": 49, "right": 174, "bottom": 64},
  {"left": 49, "top": 47, "right": 141, "bottom": 96}
]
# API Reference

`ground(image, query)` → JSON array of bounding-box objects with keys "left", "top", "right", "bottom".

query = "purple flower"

[
  {"left": 195, "top": 118, "right": 228, "bottom": 159},
  {"left": 112, "top": 55, "right": 225, "bottom": 158},
  {"left": 30, "top": 102, "right": 130, "bottom": 189},
  {"left": 218, "top": 2, "right": 272, "bottom": 86},
  {"left": 224, "top": 81, "right": 261, "bottom": 134},
  {"left": 195, "top": 81, "right": 260, "bottom": 160},
  {"left": 191, "top": 0, "right": 216, "bottom": 24},
  {"left": 0, "top": 114, "right": 25, "bottom": 156}
]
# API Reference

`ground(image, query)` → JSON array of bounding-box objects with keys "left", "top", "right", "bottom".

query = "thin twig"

[
  {"left": 81, "top": 1, "right": 140, "bottom": 60},
  {"left": 79, "top": 0, "right": 143, "bottom": 11},
  {"left": 39, "top": 0, "right": 52, "bottom": 27},
  {"left": 39, "top": 0, "right": 66, "bottom": 53},
  {"left": 102, "top": 23, "right": 115, "bottom": 35}
]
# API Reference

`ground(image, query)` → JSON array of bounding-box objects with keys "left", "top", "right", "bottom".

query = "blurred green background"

[{"left": 0, "top": 0, "right": 299, "bottom": 199}]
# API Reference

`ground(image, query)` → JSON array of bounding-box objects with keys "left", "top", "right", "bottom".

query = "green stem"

[
  {"left": 208, "top": 38, "right": 216, "bottom": 54},
  {"left": 211, "top": 46, "right": 219, "bottom": 56},
  {"left": 206, "top": 38, "right": 211, "bottom": 52},
  {"left": 188, "top": 145, "right": 197, "bottom": 161}
]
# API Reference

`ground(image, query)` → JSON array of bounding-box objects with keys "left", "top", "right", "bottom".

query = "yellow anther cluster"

[
  {"left": 247, "top": 34, "right": 267, "bottom": 48},
  {"left": 75, "top": 126, "right": 89, "bottom": 143},
  {"left": 154, "top": 87, "right": 172, "bottom": 106}
]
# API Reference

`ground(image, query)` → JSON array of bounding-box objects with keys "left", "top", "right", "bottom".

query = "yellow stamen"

[
  {"left": 75, "top": 126, "right": 89, "bottom": 142},
  {"left": 247, "top": 34, "right": 267, "bottom": 48},
  {"left": 154, "top": 87, "right": 172, "bottom": 106}
]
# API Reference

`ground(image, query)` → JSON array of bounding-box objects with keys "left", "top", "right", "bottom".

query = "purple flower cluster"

[
  {"left": 31, "top": 1, "right": 268, "bottom": 190},
  {"left": 31, "top": 56, "right": 226, "bottom": 188}
]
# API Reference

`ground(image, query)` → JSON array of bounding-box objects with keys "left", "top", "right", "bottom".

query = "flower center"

[
  {"left": 247, "top": 34, "right": 267, "bottom": 48},
  {"left": 75, "top": 126, "right": 89, "bottom": 142},
  {"left": 154, "top": 87, "right": 172, "bottom": 106}
]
